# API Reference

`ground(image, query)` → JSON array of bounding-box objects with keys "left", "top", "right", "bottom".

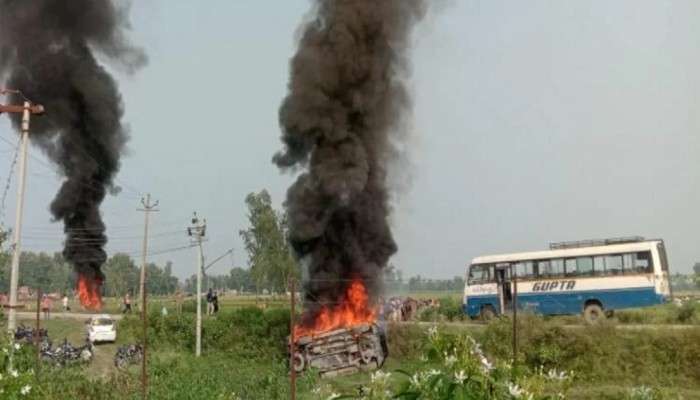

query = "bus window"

[
  {"left": 577, "top": 257, "right": 594, "bottom": 276},
  {"left": 550, "top": 259, "right": 565, "bottom": 278},
  {"left": 634, "top": 252, "right": 653, "bottom": 273},
  {"left": 514, "top": 261, "right": 534, "bottom": 279},
  {"left": 605, "top": 255, "right": 623, "bottom": 275},
  {"left": 535, "top": 260, "right": 550, "bottom": 277},
  {"left": 565, "top": 259, "right": 577, "bottom": 276},
  {"left": 468, "top": 264, "right": 490, "bottom": 284},
  {"left": 593, "top": 256, "right": 605, "bottom": 275},
  {"left": 622, "top": 254, "right": 634, "bottom": 274}
]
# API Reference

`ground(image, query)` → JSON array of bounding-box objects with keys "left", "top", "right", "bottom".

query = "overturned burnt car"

[{"left": 290, "top": 323, "right": 387, "bottom": 378}]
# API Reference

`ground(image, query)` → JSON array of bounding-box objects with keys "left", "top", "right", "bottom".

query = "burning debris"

[
  {"left": 0, "top": 1, "right": 146, "bottom": 309},
  {"left": 290, "top": 280, "right": 387, "bottom": 377},
  {"left": 292, "top": 324, "right": 387, "bottom": 378},
  {"left": 276, "top": 0, "right": 427, "bottom": 339}
]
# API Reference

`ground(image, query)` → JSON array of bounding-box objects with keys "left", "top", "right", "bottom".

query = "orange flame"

[
  {"left": 77, "top": 274, "right": 103, "bottom": 311},
  {"left": 294, "top": 279, "right": 376, "bottom": 338}
]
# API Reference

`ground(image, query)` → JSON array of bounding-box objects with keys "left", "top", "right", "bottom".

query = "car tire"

[{"left": 583, "top": 303, "right": 605, "bottom": 324}]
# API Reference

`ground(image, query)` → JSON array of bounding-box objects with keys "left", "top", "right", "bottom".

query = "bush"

[
  {"left": 119, "top": 307, "right": 290, "bottom": 358},
  {"left": 477, "top": 315, "right": 700, "bottom": 387},
  {"left": 675, "top": 301, "right": 696, "bottom": 323}
]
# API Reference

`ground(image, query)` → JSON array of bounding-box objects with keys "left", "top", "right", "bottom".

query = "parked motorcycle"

[
  {"left": 114, "top": 344, "right": 143, "bottom": 369},
  {"left": 14, "top": 324, "right": 48, "bottom": 344},
  {"left": 41, "top": 338, "right": 93, "bottom": 366}
]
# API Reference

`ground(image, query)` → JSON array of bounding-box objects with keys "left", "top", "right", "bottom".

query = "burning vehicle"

[
  {"left": 277, "top": 0, "right": 426, "bottom": 377},
  {"left": 290, "top": 281, "right": 388, "bottom": 377},
  {"left": 292, "top": 323, "right": 387, "bottom": 378}
]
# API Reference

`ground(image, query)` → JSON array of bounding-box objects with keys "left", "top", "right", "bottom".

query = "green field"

[{"left": 1, "top": 296, "right": 699, "bottom": 399}]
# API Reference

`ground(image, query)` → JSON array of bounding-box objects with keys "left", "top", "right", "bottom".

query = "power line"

[
  {"left": 0, "top": 134, "right": 144, "bottom": 203},
  {"left": 0, "top": 134, "right": 20, "bottom": 225}
]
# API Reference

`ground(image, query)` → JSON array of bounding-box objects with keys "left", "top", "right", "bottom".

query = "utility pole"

[
  {"left": 187, "top": 213, "right": 206, "bottom": 357},
  {"left": 138, "top": 194, "right": 159, "bottom": 314},
  {"left": 137, "top": 194, "right": 158, "bottom": 400},
  {"left": 512, "top": 265, "right": 518, "bottom": 369},
  {"left": 289, "top": 277, "right": 297, "bottom": 400},
  {"left": 0, "top": 91, "right": 45, "bottom": 333}
]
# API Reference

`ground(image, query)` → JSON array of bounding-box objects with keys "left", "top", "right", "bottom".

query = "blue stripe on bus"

[{"left": 463, "top": 286, "right": 665, "bottom": 317}]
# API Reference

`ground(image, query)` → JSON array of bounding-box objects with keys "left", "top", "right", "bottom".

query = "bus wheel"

[
  {"left": 480, "top": 305, "right": 496, "bottom": 321},
  {"left": 583, "top": 303, "right": 604, "bottom": 324}
]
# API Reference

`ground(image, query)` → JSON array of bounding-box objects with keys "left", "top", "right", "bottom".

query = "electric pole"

[
  {"left": 187, "top": 212, "right": 206, "bottom": 357},
  {"left": 137, "top": 194, "right": 158, "bottom": 400},
  {"left": 0, "top": 91, "right": 45, "bottom": 333},
  {"left": 138, "top": 194, "right": 159, "bottom": 314}
]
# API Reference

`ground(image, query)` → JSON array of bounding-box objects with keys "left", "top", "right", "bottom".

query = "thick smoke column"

[
  {"left": 0, "top": 1, "right": 145, "bottom": 308},
  {"left": 275, "top": 0, "right": 427, "bottom": 327}
]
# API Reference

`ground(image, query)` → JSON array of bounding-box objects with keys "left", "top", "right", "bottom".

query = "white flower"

[
  {"left": 326, "top": 393, "right": 341, "bottom": 400},
  {"left": 370, "top": 370, "right": 391, "bottom": 385},
  {"left": 629, "top": 386, "right": 653, "bottom": 398},
  {"left": 2, "top": 348, "right": 7, "bottom": 353},
  {"left": 546, "top": 369, "right": 568, "bottom": 381},
  {"left": 444, "top": 354, "right": 457, "bottom": 367},
  {"left": 20, "top": 385, "right": 31, "bottom": 395},
  {"left": 13, "top": 343, "right": 20, "bottom": 350},
  {"left": 409, "top": 373, "right": 422, "bottom": 388},
  {"left": 480, "top": 355, "right": 494, "bottom": 371},
  {"left": 9, "top": 369, "right": 18, "bottom": 378},
  {"left": 427, "top": 326, "right": 438, "bottom": 339},
  {"left": 454, "top": 370, "right": 467, "bottom": 384},
  {"left": 427, "top": 369, "right": 440, "bottom": 377},
  {"left": 508, "top": 383, "right": 524, "bottom": 398}
]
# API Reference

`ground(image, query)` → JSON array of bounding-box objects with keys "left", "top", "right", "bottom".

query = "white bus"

[{"left": 463, "top": 237, "right": 671, "bottom": 322}]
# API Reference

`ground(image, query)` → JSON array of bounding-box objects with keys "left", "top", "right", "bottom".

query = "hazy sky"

[{"left": 1, "top": 1, "right": 698, "bottom": 280}]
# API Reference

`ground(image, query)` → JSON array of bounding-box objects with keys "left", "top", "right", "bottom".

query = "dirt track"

[{"left": 12, "top": 311, "right": 123, "bottom": 321}]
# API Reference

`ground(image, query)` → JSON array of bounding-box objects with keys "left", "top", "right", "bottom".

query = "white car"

[{"left": 86, "top": 315, "right": 117, "bottom": 343}]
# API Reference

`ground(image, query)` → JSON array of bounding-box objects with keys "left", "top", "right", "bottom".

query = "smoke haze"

[
  {"left": 275, "top": 0, "right": 427, "bottom": 325},
  {"left": 0, "top": 0, "right": 145, "bottom": 304}
]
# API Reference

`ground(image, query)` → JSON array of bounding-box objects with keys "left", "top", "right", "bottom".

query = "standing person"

[
  {"left": 206, "top": 288, "right": 214, "bottom": 315},
  {"left": 62, "top": 294, "right": 70, "bottom": 312},
  {"left": 212, "top": 291, "right": 219, "bottom": 314},
  {"left": 41, "top": 294, "right": 52, "bottom": 320},
  {"left": 123, "top": 293, "right": 132, "bottom": 314}
]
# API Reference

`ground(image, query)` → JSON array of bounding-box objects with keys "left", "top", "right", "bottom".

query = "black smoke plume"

[
  {"left": 0, "top": 0, "right": 145, "bottom": 305},
  {"left": 275, "top": 0, "right": 427, "bottom": 327}
]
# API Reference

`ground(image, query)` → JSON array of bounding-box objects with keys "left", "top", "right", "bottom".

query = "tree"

[
  {"left": 228, "top": 267, "right": 253, "bottom": 292},
  {"left": 694, "top": 262, "right": 700, "bottom": 289},
  {"left": 102, "top": 253, "right": 139, "bottom": 298},
  {"left": 239, "top": 190, "right": 299, "bottom": 293}
]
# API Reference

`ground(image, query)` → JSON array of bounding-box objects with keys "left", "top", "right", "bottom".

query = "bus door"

[{"left": 495, "top": 264, "right": 512, "bottom": 314}]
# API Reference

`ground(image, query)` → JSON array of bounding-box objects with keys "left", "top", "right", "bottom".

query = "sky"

[{"left": 0, "top": 0, "right": 699, "bottom": 280}]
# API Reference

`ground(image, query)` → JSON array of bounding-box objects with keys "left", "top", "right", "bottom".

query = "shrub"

[
  {"left": 119, "top": 307, "right": 290, "bottom": 358},
  {"left": 477, "top": 314, "right": 700, "bottom": 387},
  {"left": 675, "top": 301, "right": 696, "bottom": 323},
  {"left": 325, "top": 326, "right": 573, "bottom": 400}
]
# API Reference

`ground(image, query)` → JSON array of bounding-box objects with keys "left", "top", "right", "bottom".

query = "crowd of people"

[{"left": 381, "top": 296, "right": 440, "bottom": 322}]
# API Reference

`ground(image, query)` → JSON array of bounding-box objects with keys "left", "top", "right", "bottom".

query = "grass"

[{"left": 4, "top": 299, "right": 700, "bottom": 399}]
